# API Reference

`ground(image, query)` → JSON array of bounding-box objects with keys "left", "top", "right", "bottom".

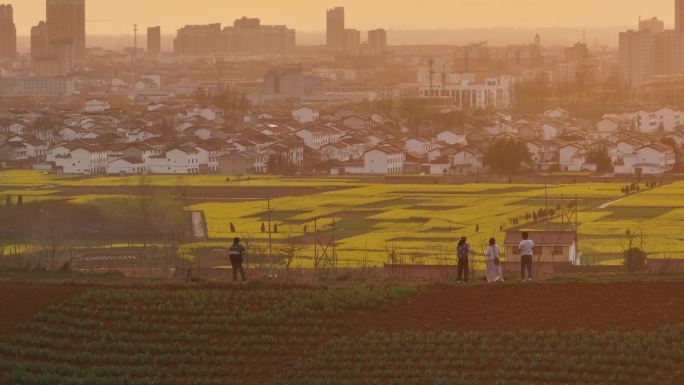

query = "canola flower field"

[
  {"left": 190, "top": 181, "right": 684, "bottom": 267},
  {"left": 2, "top": 171, "right": 683, "bottom": 267}
]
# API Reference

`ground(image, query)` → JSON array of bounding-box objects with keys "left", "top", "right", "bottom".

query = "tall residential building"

[
  {"left": 222, "top": 17, "right": 295, "bottom": 53},
  {"left": 368, "top": 29, "right": 387, "bottom": 55},
  {"left": 147, "top": 26, "right": 161, "bottom": 53},
  {"left": 619, "top": 5, "right": 684, "bottom": 89},
  {"left": 46, "top": 0, "right": 86, "bottom": 59},
  {"left": 174, "top": 23, "right": 222, "bottom": 54},
  {"left": 344, "top": 29, "right": 361, "bottom": 53},
  {"left": 619, "top": 30, "right": 653, "bottom": 89},
  {"left": 0, "top": 4, "right": 16, "bottom": 58},
  {"left": 619, "top": 22, "right": 684, "bottom": 89},
  {"left": 31, "top": 21, "right": 50, "bottom": 59},
  {"left": 32, "top": 37, "right": 73, "bottom": 77},
  {"left": 326, "top": 7, "right": 345, "bottom": 50},
  {"left": 49, "top": 38, "right": 74, "bottom": 76},
  {"left": 640, "top": 17, "right": 665, "bottom": 33}
]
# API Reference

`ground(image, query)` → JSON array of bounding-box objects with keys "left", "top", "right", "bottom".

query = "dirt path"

[
  {"left": 190, "top": 211, "right": 207, "bottom": 238},
  {"left": 597, "top": 196, "right": 627, "bottom": 209},
  {"left": 597, "top": 184, "right": 669, "bottom": 209},
  {"left": 56, "top": 186, "right": 339, "bottom": 199}
]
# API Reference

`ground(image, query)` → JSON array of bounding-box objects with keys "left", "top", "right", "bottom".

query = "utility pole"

[
  {"left": 331, "top": 218, "right": 337, "bottom": 269},
  {"left": 575, "top": 194, "right": 579, "bottom": 257},
  {"left": 267, "top": 198, "right": 273, "bottom": 272},
  {"left": 428, "top": 58, "right": 434, "bottom": 99},
  {"left": 313, "top": 218, "right": 318, "bottom": 270},
  {"left": 131, "top": 24, "right": 138, "bottom": 84},
  {"left": 544, "top": 182, "right": 549, "bottom": 230}
]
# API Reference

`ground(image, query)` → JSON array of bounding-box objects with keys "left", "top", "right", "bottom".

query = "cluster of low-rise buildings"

[
  {"left": 0, "top": 101, "right": 681, "bottom": 177},
  {"left": 0, "top": 4, "right": 682, "bottom": 179}
]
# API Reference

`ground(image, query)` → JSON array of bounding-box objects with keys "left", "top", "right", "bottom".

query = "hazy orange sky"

[{"left": 2, "top": 0, "right": 678, "bottom": 35}]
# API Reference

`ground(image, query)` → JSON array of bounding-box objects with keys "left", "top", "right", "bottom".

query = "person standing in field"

[
  {"left": 228, "top": 237, "right": 247, "bottom": 282},
  {"left": 519, "top": 232, "right": 535, "bottom": 281},
  {"left": 456, "top": 237, "right": 470, "bottom": 284},
  {"left": 484, "top": 237, "right": 504, "bottom": 283}
]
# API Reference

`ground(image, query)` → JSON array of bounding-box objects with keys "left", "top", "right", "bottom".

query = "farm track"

[
  {"left": 597, "top": 196, "right": 627, "bottom": 209},
  {"left": 55, "top": 185, "right": 341, "bottom": 199}
]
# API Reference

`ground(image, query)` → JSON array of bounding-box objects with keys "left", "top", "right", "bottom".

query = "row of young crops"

[
  {"left": 268, "top": 329, "right": 684, "bottom": 385},
  {"left": 0, "top": 285, "right": 418, "bottom": 385},
  {"left": 2, "top": 284, "right": 684, "bottom": 385}
]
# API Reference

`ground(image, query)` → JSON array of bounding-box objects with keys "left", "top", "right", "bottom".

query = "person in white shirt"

[
  {"left": 519, "top": 232, "right": 535, "bottom": 281},
  {"left": 484, "top": 237, "right": 504, "bottom": 283}
]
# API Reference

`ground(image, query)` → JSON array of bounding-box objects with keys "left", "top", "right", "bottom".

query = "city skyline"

[{"left": 1, "top": 0, "right": 681, "bottom": 36}]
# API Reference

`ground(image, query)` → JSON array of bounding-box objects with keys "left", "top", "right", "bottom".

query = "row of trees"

[
  {"left": 620, "top": 181, "right": 661, "bottom": 196},
  {"left": 507, "top": 203, "right": 574, "bottom": 227}
]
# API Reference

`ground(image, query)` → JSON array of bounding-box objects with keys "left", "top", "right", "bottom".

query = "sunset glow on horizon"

[{"left": 1, "top": 0, "right": 679, "bottom": 35}]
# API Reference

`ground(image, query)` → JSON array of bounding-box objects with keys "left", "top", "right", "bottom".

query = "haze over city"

[
  {"left": 4, "top": 1, "right": 684, "bottom": 385},
  {"left": 1, "top": 0, "right": 680, "bottom": 36}
]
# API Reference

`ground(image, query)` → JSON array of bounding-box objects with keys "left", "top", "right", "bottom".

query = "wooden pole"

[
  {"left": 545, "top": 183, "right": 549, "bottom": 230},
  {"left": 314, "top": 218, "right": 318, "bottom": 270},
  {"left": 575, "top": 194, "right": 579, "bottom": 261},
  {"left": 332, "top": 218, "right": 337, "bottom": 269},
  {"left": 268, "top": 198, "right": 272, "bottom": 272}
]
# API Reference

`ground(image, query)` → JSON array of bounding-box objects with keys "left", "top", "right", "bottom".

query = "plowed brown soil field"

[
  {"left": 0, "top": 283, "right": 83, "bottom": 338},
  {"left": 355, "top": 281, "right": 684, "bottom": 333}
]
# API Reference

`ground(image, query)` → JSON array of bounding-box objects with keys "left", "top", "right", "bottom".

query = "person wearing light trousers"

[{"left": 484, "top": 237, "right": 504, "bottom": 283}]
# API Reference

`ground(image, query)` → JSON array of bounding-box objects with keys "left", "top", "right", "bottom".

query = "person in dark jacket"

[
  {"left": 456, "top": 237, "right": 470, "bottom": 284},
  {"left": 228, "top": 237, "right": 247, "bottom": 282}
]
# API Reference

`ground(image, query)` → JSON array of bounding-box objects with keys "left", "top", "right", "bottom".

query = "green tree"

[
  {"left": 622, "top": 229, "right": 648, "bottom": 273},
  {"left": 31, "top": 115, "right": 60, "bottom": 137},
  {"left": 484, "top": 139, "right": 532, "bottom": 174},
  {"left": 661, "top": 137, "right": 677, "bottom": 149},
  {"left": 587, "top": 145, "right": 613, "bottom": 172}
]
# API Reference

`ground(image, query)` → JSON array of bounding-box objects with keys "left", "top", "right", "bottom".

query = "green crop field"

[
  {"left": 272, "top": 329, "right": 684, "bottom": 385},
  {"left": 0, "top": 286, "right": 420, "bottom": 385},
  {"left": 2, "top": 170, "right": 684, "bottom": 268},
  {"left": 2, "top": 284, "right": 683, "bottom": 385}
]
